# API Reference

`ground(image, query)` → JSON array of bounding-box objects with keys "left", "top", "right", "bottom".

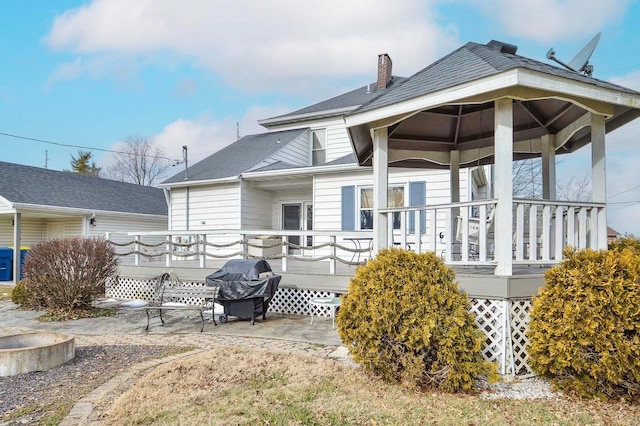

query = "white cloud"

[
  {"left": 476, "top": 0, "right": 630, "bottom": 43},
  {"left": 136, "top": 104, "right": 293, "bottom": 168},
  {"left": 45, "top": 0, "right": 460, "bottom": 94}
]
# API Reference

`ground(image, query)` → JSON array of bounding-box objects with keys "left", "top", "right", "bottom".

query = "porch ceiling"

[
  {"left": 351, "top": 95, "right": 640, "bottom": 169},
  {"left": 245, "top": 176, "right": 313, "bottom": 191}
]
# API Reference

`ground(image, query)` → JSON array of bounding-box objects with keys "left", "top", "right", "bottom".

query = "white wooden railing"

[
  {"left": 512, "top": 198, "right": 606, "bottom": 265},
  {"left": 106, "top": 199, "right": 605, "bottom": 274},
  {"left": 106, "top": 229, "right": 373, "bottom": 275},
  {"left": 381, "top": 198, "right": 606, "bottom": 267},
  {"left": 380, "top": 200, "right": 498, "bottom": 265}
]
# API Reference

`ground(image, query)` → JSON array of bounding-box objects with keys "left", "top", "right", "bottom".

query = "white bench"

[{"left": 145, "top": 274, "right": 220, "bottom": 332}]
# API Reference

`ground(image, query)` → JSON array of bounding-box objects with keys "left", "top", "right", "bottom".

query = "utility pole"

[
  {"left": 236, "top": 122, "right": 240, "bottom": 140},
  {"left": 45, "top": 150, "right": 48, "bottom": 169}
]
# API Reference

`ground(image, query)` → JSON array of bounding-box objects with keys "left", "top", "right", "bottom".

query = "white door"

[{"left": 282, "top": 202, "right": 313, "bottom": 255}]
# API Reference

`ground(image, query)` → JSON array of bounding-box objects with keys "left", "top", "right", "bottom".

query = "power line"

[
  {"left": 608, "top": 184, "right": 640, "bottom": 199},
  {"left": 0, "top": 131, "right": 176, "bottom": 162}
]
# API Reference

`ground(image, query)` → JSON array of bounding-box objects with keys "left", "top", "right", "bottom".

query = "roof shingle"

[{"left": 0, "top": 161, "right": 167, "bottom": 216}]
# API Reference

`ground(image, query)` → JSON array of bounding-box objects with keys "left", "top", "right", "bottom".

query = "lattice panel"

[
  {"left": 109, "top": 277, "right": 534, "bottom": 375},
  {"left": 269, "top": 288, "right": 336, "bottom": 316},
  {"left": 509, "top": 299, "right": 534, "bottom": 376},
  {"left": 108, "top": 277, "right": 337, "bottom": 317},
  {"left": 106, "top": 277, "right": 208, "bottom": 306},
  {"left": 469, "top": 298, "right": 506, "bottom": 372}
]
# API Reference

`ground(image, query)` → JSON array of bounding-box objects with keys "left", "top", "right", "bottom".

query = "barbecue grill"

[{"left": 205, "top": 259, "right": 281, "bottom": 325}]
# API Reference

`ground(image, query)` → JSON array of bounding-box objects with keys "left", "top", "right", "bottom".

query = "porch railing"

[
  {"left": 106, "top": 199, "right": 606, "bottom": 274},
  {"left": 380, "top": 198, "right": 606, "bottom": 266},
  {"left": 105, "top": 229, "right": 374, "bottom": 275}
]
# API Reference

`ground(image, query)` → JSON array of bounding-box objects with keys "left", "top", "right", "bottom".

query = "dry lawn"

[
  {"left": 0, "top": 284, "right": 12, "bottom": 301},
  {"left": 103, "top": 347, "right": 640, "bottom": 426}
]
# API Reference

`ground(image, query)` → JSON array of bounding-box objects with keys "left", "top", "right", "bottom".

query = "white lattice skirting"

[{"left": 108, "top": 277, "right": 533, "bottom": 376}]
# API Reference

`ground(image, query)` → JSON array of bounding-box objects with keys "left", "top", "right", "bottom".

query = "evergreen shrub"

[
  {"left": 336, "top": 248, "right": 496, "bottom": 392},
  {"left": 528, "top": 247, "right": 640, "bottom": 401},
  {"left": 21, "top": 237, "right": 118, "bottom": 313}
]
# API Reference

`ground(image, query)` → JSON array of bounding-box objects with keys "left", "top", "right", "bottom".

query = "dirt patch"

[{"left": 0, "top": 345, "right": 185, "bottom": 425}]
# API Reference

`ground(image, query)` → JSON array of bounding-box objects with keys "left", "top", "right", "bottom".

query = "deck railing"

[
  {"left": 106, "top": 199, "right": 606, "bottom": 274},
  {"left": 105, "top": 229, "right": 374, "bottom": 275}
]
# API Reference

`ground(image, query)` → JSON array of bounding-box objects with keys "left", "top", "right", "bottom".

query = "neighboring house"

[
  {"left": 0, "top": 161, "right": 168, "bottom": 282},
  {"left": 607, "top": 226, "right": 621, "bottom": 243},
  {"left": 160, "top": 54, "right": 484, "bottom": 256}
]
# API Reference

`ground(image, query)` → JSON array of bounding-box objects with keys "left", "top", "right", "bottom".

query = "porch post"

[
  {"left": 450, "top": 150, "right": 460, "bottom": 203},
  {"left": 591, "top": 113, "right": 607, "bottom": 249},
  {"left": 12, "top": 212, "right": 21, "bottom": 284},
  {"left": 494, "top": 98, "right": 513, "bottom": 276},
  {"left": 373, "top": 127, "right": 389, "bottom": 252},
  {"left": 542, "top": 134, "right": 557, "bottom": 256},
  {"left": 448, "top": 149, "right": 460, "bottom": 260},
  {"left": 541, "top": 134, "right": 556, "bottom": 200}
]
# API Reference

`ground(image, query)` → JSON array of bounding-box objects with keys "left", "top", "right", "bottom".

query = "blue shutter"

[
  {"left": 409, "top": 181, "right": 426, "bottom": 234},
  {"left": 341, "top": 185, "right": 355, "bottom": 231}
]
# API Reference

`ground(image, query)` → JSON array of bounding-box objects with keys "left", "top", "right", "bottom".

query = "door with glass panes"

[{"left": 282, "top": 202, "right": 312, "bottom": 255}]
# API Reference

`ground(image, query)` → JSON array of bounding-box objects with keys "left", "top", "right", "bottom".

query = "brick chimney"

[{"left": 376, "top": 53, "right": 392, "bottom": 89}]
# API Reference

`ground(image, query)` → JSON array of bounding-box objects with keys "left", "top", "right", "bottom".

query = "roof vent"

[{"left": 486, "top": 40, "right": 518, "bottom": 55}]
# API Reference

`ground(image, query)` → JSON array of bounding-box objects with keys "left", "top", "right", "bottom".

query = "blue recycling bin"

[
  {"left": 0, "top": 247, "right": 12, "bottom": 281},
  {"left": 7, "top": 247, "right": 30, "bottom": 281}
]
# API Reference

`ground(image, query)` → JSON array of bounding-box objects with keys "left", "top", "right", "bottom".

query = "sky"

[{"left": 1, "top": 0, "right": 640, "bottom": 235}]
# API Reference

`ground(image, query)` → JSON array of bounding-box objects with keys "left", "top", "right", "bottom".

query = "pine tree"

[{"left": 69, "top": 150, "right": 101, "bottom": 177}]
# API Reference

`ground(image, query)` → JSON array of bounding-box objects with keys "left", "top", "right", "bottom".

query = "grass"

[
  {"left": 103, "top": 347, "right": 640, "bottom": 426},
  {"left": 0, "top": 284, "right": 13, "bottom": 301}
]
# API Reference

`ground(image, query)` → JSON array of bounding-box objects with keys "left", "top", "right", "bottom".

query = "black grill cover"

[{"left": 205, "top": 259, "right": 281, "bottom": 301}]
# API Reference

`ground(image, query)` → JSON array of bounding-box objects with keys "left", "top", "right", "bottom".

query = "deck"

[{"left": 118, "top": 259, "right": 548, "bottom": 299}]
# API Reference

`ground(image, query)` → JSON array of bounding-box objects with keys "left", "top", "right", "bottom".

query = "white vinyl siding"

[
  {"left": 253, "top": 131, "right": 310, "bottom": 169},
  {"left": 266, "top": 117, "right": 353, "bottom": 164},
  {"left": 170, "top": 184, "right": 240, "bottom": 231},
  {"left": 170, "top": 183, "right": 241, "bottom": 259},
  {"left": 240, "top": 180, "right": 272, "bottom": 229}
]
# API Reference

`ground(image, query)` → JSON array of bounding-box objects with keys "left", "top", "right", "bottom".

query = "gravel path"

[{"left": 0, "top": 345, "right": 182, "bottom": 425}]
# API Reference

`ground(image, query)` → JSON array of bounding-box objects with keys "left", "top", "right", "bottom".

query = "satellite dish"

[{"left": 546, "top": 32, "right": 601, "bottom": 76}]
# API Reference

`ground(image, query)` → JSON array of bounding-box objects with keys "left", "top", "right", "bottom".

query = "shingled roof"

[
  {"left": 0, "top": 161, "right": 167, "bottom": 216},
  {"left": 162, "top": 128, "right": 308, "bottom": 184},
  {"left": 259, "top": 77, "right": 406, "bottom": 125},
  {"left": 354, "top": 40, "right": 640, "bottom": 114}
]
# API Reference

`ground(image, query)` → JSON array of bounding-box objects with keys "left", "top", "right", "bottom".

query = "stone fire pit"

[{"left": 0, "top": 332, "right": 75, "bottom": 376}]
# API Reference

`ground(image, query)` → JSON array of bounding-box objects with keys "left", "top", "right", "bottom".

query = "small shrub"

[
  {"left": 22, "top": 237, "right": 118, "bottom": 314},
  {"left": 337, "top": 248, "right": 496, "bottom": 392},
  {"left": 528, "top": 246, "right": 640, "bottom": 401},
  {"left": 10, "top": 280, "right": 26, "bottom": 305}
]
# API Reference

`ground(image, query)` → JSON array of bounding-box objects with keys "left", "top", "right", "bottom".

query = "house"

[
  {"left": 116, "top": 40, "right": 640, "bottom": 376},
  {"left": 0, "top": 161, "right": 168, "bottom": 283},
  {"left": 159, "top": 53, "right": 484, "bottom": 265}
]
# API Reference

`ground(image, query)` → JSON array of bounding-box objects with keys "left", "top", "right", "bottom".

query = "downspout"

[
  {"left": 12, "top": 212, "right": 21, "bottom": 285},
  {"left": 185, "top": 187, "right": 190, "bottom": 231},
  {"left": 162, "top": 188, "right": 172, "bottom": 230}
]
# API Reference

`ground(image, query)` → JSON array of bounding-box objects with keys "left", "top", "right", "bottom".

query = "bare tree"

[
  {"left": 512, "top": 158, "right": 543, "bottom": 198},
  {"left": 106, "top": 136, "right": 170, "bottom": 186},
  {"left": 512, "top": 158, "right": 591, "bottom": 201}
]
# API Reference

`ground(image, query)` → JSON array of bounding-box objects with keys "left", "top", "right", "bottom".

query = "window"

[
  {"left": 359, "top": 186, "right": 405, "bottom": 230},
  {"left": 311, "top": 129, "right": 326, "bottom": 165}
]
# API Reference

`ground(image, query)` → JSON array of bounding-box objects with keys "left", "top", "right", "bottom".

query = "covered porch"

[{"left": 345, "top": 41, "right": 640, "bottom": 280}]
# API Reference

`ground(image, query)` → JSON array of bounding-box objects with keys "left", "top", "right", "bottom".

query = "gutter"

[
  {"left": 242, "top": 163, "right": 368, "bottom": 179},
  {"left": 258, "top": 106, "right": 359, "bottom": 128},
  {"left": 9, "top": 202, "right": 167, "bottom": 219},
  {"left": 158, "top": 175, "right": 240, "bottom": 189}
]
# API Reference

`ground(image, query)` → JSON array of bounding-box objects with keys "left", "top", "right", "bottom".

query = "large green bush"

[
  {"left": 528, "top": 247, "right": 640, "bottom": 401},
  {"left": 337, "top": 248, "right": 496, "bottom": 392},
  {"left": 22, "top": 237, "right": 118, "bottom": 313}
]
